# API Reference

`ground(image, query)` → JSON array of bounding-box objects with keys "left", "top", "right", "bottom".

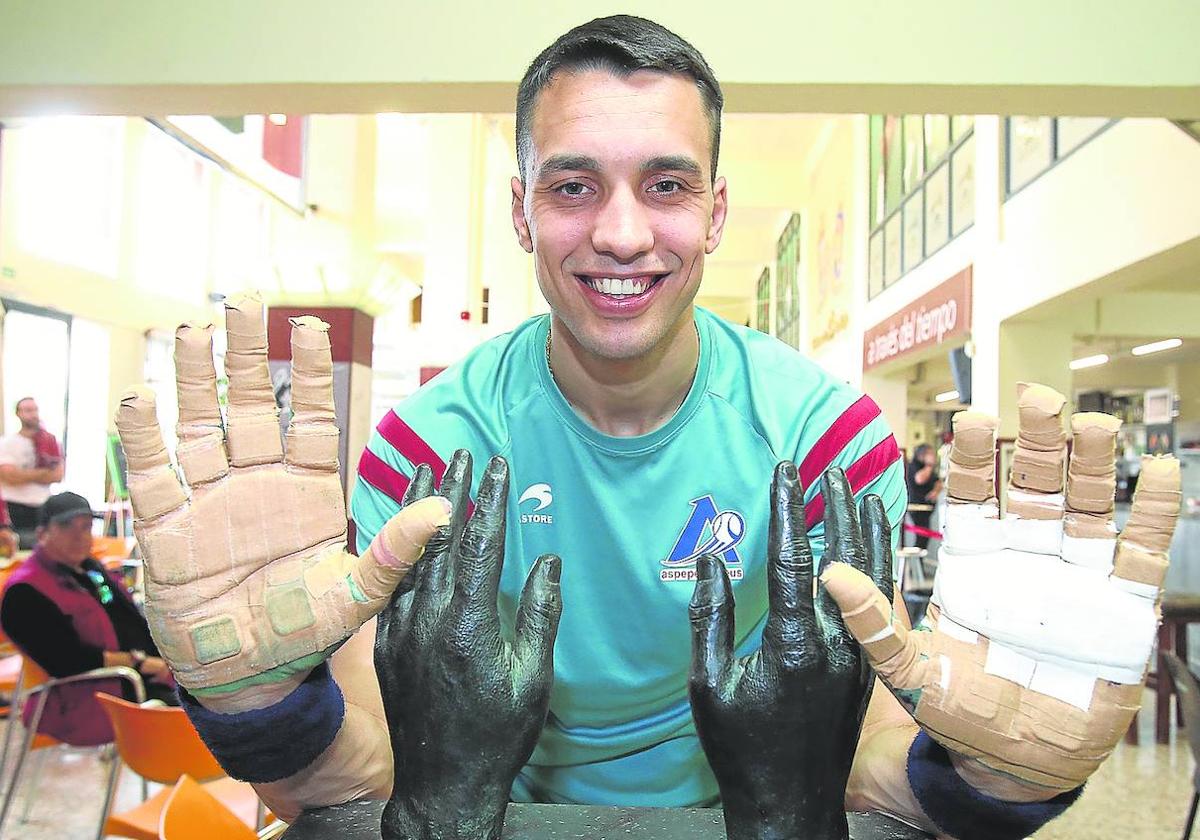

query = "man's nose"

[{"left": 590, "top": 185, "right": 654, "bottom": 262}]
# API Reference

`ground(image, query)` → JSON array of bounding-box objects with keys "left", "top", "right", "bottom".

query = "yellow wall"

[{"left": 1, "top": 1, "right": 1197, "bottom": 115}]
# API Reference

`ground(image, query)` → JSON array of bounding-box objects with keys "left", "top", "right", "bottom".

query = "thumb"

[
  {"left": 352, "top": 496, "right": 452, "bottom": 603},
  {"left": 820, "top": 563, "right": 926, "bottom": 694},
  {"left": 688, "top": 554, "right": 735, "bottom": 694}
]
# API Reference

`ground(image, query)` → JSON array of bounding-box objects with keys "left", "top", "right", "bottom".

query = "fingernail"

[
  {"left": 782, "top": 461, "right": 798, "bottom": 482},
  {"left": 544, "top": 555, "right": 561, "bottom": 584},
  {"left": 695, "top": 555, "right": 717, "bottom": 582}
]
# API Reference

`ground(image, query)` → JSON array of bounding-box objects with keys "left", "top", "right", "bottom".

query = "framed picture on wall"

[
  {"left": 775, "top": 213, "right": 802, "bottom": 349},
  {"left": 755, "top": 266, "right": 771, "bottom": 334}
]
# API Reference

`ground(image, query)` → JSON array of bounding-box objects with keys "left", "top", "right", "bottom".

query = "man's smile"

[{"left": 574, "top": 273, "right": 668, "bottom": 299}]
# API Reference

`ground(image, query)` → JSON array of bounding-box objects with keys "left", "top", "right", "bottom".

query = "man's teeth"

[{"left": 586, "top": 277, "right": 652, "bottom": 296}]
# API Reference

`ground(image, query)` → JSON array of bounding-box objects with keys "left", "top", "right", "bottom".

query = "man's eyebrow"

[
  {"left": 642, "top": 155, "right": 703, "bottom": 178},
  {"left": 536, "top": 154, "right": 601, "bottom": 178}
]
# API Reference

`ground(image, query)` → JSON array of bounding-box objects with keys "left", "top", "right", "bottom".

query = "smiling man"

[
  {"left": 122, "top": 15, "right": 1152, "bottom": 840},
  {"left": 351, "top": 12, "right": 911, "bottom": 814}
]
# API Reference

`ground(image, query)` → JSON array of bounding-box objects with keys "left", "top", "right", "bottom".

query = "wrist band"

[
  {"left": 906, "top": 731, "right": 1082, "bottom": 840},
  {"left": 178, "top": 662, "right": 345, "bottom": 783}
]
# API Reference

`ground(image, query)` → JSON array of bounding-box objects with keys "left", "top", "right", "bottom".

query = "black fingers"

[
  {"left": 421, "top": 449, "right": 473, "bottom": 597},
  {"left": 688, "top": 554, "right": 736, "bottom": 695},
  {"left": 514, "top": 554, "right": 563, "bottom": 692},
  {"left": 817, "top": 468, "right": 864, "bottom": 653},
  {"left": 762, "top": 461, "right": 819, "bottom": 663},
  {"left": 860, "top": 495, "right": 895, "bottom": 601},
  {"left": 455, "top": 456, "right": 510, "bottom": 616},
  {"left": 400, "top": 463, "right": 435, "bottom": 508}
]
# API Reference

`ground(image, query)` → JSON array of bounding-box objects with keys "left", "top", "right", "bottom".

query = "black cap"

[{"left": 38, "top": 492, "right": 102, "bottom": 528}]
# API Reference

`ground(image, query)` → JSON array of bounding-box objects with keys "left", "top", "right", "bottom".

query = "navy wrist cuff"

[
  {"left": 907, "top": 731, "right": 1082, "bottom": 840},
  {"left": 178, "top": 662, "right": 345, "bottom": 784}
]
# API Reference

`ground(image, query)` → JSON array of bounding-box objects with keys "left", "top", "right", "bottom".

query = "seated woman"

[{"left": 0, "top": 492, "right": 175, "bottom": 744}]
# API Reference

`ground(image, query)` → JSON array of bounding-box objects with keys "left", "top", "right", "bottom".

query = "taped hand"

[
  {"left": 688, "top": 462, "right": 889, "bottom": 840},
  {"left": 114, "top": 293, "right": 449, "bottom": 714},
  {"left": 376, "top": 451, "right": 563, "bottom": 840},
  {"left": 823, "top": 383, "right": 1181, "bottom": 799}
]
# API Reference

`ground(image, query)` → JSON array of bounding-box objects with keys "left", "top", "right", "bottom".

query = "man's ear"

[
  {"left": 512, "top": 177, "right": 533, "bottom": 253},
  {"left": 706, "top": 176, "right": 729, "bottom": 254}
]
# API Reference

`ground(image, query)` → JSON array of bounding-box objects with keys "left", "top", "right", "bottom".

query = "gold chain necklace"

[{"left": 545, "top": 327, "right": 554, "bottom": 379}]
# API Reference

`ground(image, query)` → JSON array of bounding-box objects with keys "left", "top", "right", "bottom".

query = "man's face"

[
  {"left": 38, "top": 515, "right": 92, "bottom": 568},
  {"left": 512, "top": 69, "right": 727, "bottom": 361},
  {"left": 16, "top": 400, "right": 39, "bottom": 430}
]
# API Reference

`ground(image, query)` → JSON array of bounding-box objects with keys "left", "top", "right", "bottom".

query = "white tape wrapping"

[
  {"left": 1061, "top": 534, "right": 1117, "bottom": 574},
  {"left": 1002, "top": 514, "right": 1064, "bottom": 557},
  {"left": 942, "top": 502, "right": 1004, "bottom": 555},
  {"left": 933, "top": 550, "right": 1156, "bottom": 685},
  {"left": 984, "top": 640, "right": 1098, "bottom": 711}
]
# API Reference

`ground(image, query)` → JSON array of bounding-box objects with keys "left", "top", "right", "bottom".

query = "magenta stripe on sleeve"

[
  {"left": 804, "top": 435, "right": 902, "bottom": 530},
  {"left": 798, "top": 395, "right": 882, "bottom": 491},
  {"left": 357, "top": 447, "right": 411, "bottom": 505},
  {"left": 377, "top": 411, "right": 447, "bottom": 478}
]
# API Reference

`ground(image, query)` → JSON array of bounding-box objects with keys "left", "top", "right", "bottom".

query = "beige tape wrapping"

[
  {"left": 176, "top": 433, "right": 229, "bottom": 487},
  {"left": 119, "top": 311, "right": 452, "bottom": 697},
  {"left": 1007, "top": 384, "right": 1067, "bottom": 520},
  {"left": 1112, "top": 456, "right": 1181, "bottom": 590},
  {"left": 224, "top": 294, "right": 284, "bottom": 467},
  {"left": 175, "top": 322, "right": 224, "bottom": 442},
  {"left": 1064, "top": 413, "right": 1121, "bottom": 544},
  {"left": 286, "top": 317, "right": 340, "bottom": 471},
  {"left": 117, "top": 387, "right": 187, "bottom": 522},
  {"left": 137, "top": 488, "right": 449, "bottom": 690},
  {"left": 947, "top": 412, "right": 998, "bottom": 503},
  {"left": 912, "top": 630, "right": 1142, "bottom": 789},
  {"left": 824, "top": 562, "right": 1149, "bottom": 790}
]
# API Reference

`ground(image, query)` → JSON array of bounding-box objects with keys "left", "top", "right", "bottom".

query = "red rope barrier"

[{"left": 903, "top": 523, "right": 943, "bottom": 541}]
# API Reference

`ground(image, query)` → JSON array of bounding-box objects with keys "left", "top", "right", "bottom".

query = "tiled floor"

[{"left": 0, "top": 690, "right": 1193, "bottom": 839}]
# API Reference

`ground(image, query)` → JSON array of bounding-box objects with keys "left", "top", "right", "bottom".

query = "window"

[
  {"left": 1005, "top": 117, "right": 1116, "bottom": 197},
  {"left": 2, "top": 301, "right": 71, "bottom": 443},
  {"left": 868, "top": 114, "right": 975, "bottom": 298},
  {"left": 755, "top": 267, "right": 770, "bottom": 333},
  {"left": 136, "top": 125, "right": 212, "bottom": 302},
  {"left": 410, "top": 293, "right": 423, "bottom": 326},
  {"left": 12, "top": 117, "right": 125, "bottom": 277},
  {"left": 481, "top": 287, "right": 490, "bottom": 326}
]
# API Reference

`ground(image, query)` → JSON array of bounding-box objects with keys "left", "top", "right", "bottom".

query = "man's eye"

[
  {"left": 556, "top": 182, "right": 591, "bottom": 197},
  {"left": 649, "top": 180, "right": 683, "bottom": 195}
]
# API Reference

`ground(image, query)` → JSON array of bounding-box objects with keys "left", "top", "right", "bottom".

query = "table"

[{"left": 282, "top": 800, "right": 932, "bottom": 839}]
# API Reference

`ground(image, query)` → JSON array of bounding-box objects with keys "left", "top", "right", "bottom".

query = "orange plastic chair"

[
  {"left": 96, "top": 693, "right": 269, "bottom": 840},
  {"left": 0, "top": 662, "right": 144, "bottom": 838},
  {"left": 159, "top": 775, "right": 258, "bottom": 840}
]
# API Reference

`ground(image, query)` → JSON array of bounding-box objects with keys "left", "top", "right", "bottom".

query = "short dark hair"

[
  {"left": 15, "top": 397, "right": 35, "bottom": 414},
  {"left": 515, "top": 15, "right": 723, "bottom": 182}
]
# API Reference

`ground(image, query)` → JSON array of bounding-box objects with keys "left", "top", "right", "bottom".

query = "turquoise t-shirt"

[{"left": 350, "top": 307, "right": 906, "bottom": 807}]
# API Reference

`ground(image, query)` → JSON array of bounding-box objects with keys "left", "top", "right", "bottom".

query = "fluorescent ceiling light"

[
  {"left": 934, "top": 390, "right": 959, "bottom": 403},
  {"left": 1131, "top": 338, "right": 1182, "bottom": 356},
  {"left": 1069, "top": 354, "right": 1109, "bottom": 370}
]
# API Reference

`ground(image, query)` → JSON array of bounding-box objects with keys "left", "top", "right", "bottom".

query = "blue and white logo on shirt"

[
  {"left": 661, "top": 495, "right": 746, "bottom": 582},
  {"left": 519, "top": 483, "right": 554, "bottom": 524}
]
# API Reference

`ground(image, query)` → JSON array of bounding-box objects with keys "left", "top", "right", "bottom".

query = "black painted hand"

[
  {"left": 688, "top": 463, "right": 893, "bottom": 840},
  {"left": 375, "top": 451, "right": 563, "bottom": 840}
]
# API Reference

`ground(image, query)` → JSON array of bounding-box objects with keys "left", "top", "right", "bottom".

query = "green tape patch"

[
  {"left": 190, "top": 616, "right": 242, "bottom": 664},
  {"left": 266, "top": 584, "right": 317, "bottom": 636}
]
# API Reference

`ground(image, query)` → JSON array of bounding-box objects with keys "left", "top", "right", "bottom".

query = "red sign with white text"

[{"left": 863, "top": 267, "right": 972, "bottom": 371}]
